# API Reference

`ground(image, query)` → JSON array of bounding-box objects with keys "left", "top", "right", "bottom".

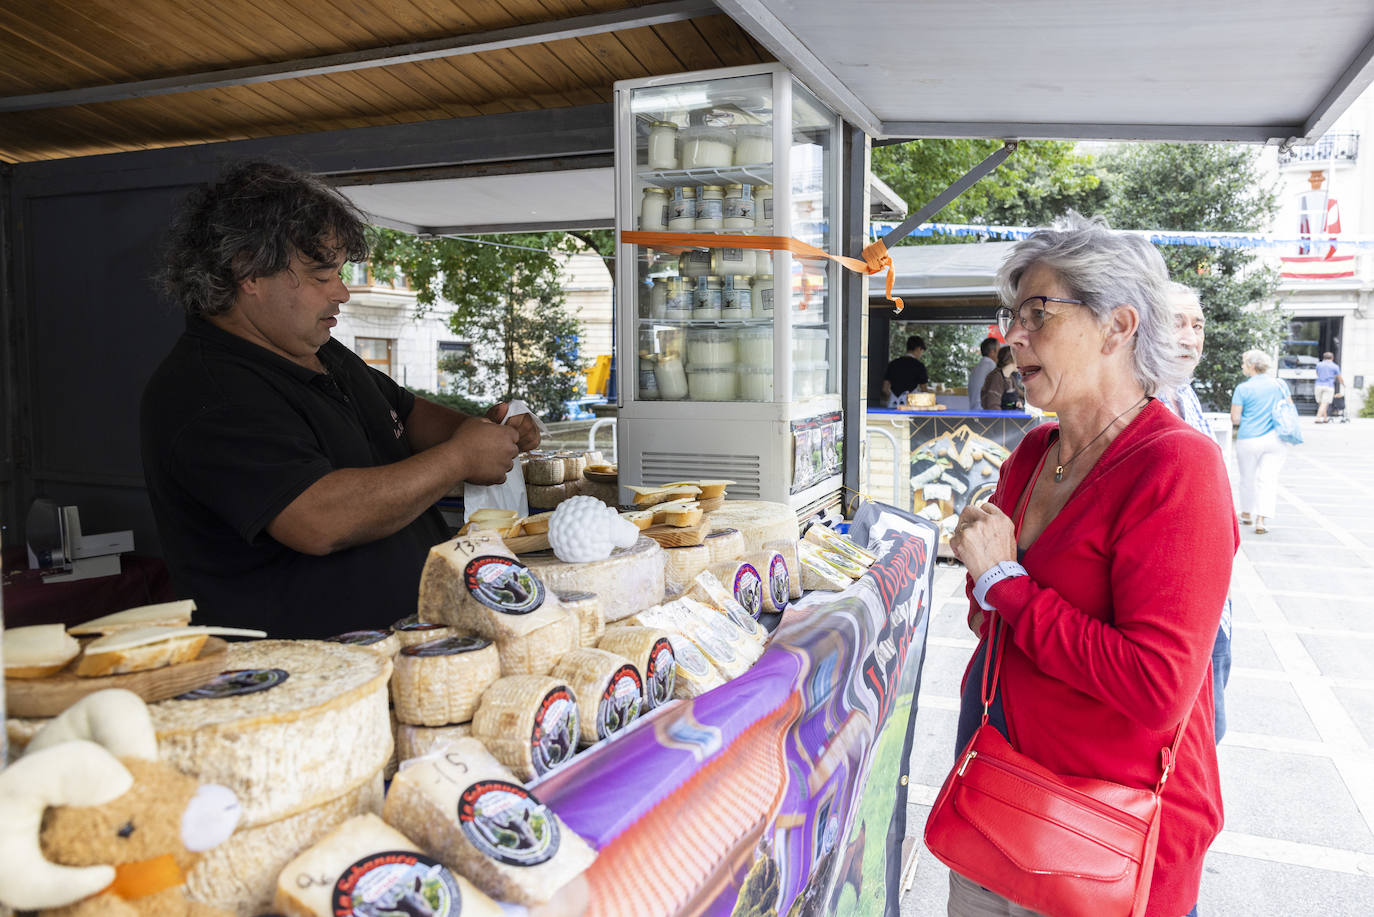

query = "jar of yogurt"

[
  {"left": 655, "top": 356, "right": 689, "bottom": 400},
  {"left": 680, "top": 126, "right": 735, "bottom": 169},
  {"left": 693, "top": 275, "right": 724, "bottom": 319},
  {"left": 754, "top": 184, "right": 774, "bottom": 227},
  {"left": 793, "top": 362, "right": 828, "bottom": 398},
  {"left": 648, "top": 276, "right": 669, "bottom": 318},
  {"left": 668, "top": 186, "right": 696, "bottom": 230},
  {"left": 738, "top": 365, "right": 773, "bottom": 401},
  {"left": 733, "top": 124, "right": 772, "bottom": 165},
  {"left": 696, "top": 185, "right": 725, "bottom": 230},
  {"left": 738, "top": 325, "right": 773, "bottom": 367},
  {"left": 639, "top": 356, "right": 660, "bottom": 399},
  {"left": 686, "top": 365, "right": 739, "bottom": 401},
  {"left": 711, "top": 246, "right": 755, "bottom": 278},
  {"left": 640, "top": 187, "right": 668, "bottom": 231},
  {"left": 687, "top": 327, "right": 738, "bottom": 366},
  {"left": 723, "top": 183, "right": 756, "bottom": 228},
  {"left": 647, "top": 120, "right": 679, "bottom": 170},
  {"left": 679, "top": 249, "right": 712, "bottom": 279},
  {"left": 722, "top": 275, "right": 752, "bottom": 319},
  {"left": 663, "top": 277, "right": 691, "bottom": 319},
  {"left": 752, "top": 274, "right": 775, "bottom": 318}
]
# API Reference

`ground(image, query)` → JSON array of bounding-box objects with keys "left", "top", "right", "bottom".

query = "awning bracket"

[{"left": 880, "top": 141, "right": 1018, "bottom": 251}]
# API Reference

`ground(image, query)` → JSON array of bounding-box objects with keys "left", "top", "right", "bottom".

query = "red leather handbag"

[{"left": 924, "top": 613, "right": 1184, "bottom": 917}]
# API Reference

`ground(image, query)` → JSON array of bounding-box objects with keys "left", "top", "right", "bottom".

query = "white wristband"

[{"left": 973, "top": 561, "right": 1028, "bottom": 611}]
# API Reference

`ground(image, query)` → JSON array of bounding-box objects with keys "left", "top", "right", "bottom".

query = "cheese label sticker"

[
  {"left": 328, "top": 630, "right": 390, "bottom": 646},
  {"left": 596, "top": 665, "right": 644, "bottom": 739},
  {"left": 645, "top": 638, "right": 676, "bottom": 708},
  {"left": 732, "top": 564, "right": 763, "bottom": 619},
  {"left": 556, "top": 591, "right": 596, "bottom": 603},
  {"left": 176, "top": 668, "right": 289, "bottom": 701},
  {"left": 394, "top": 616, "right": 445, "bottom": 632},
  {"left": 675, "top": 640, "right": 712, "bottom": 677},
  {"left": 458, "top": 780, "right": 561, "bottom": 867},
  {"left": 768, "top": 555, "right": 790, "bottom": 610},
  {"left": 331, "top": 851, "right": 462, "bottom": 917},
  {"left": 403, "top": 635, "right": 492, "bottom": 658},
  {"left": 530, "top": 686, "right": 578, "bottom": 776},
  {"left": 464, "top": 556, "right": 546, "bottom": 615}
]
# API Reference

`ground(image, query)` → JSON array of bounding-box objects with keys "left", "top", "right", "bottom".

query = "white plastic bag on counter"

[{"left": 461, "top": 400, "right": 549, "bottom": 524}]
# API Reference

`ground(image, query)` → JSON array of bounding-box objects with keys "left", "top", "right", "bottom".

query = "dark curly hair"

[{"left": 159, "top": 161, "right": 370, "bottom": 317}]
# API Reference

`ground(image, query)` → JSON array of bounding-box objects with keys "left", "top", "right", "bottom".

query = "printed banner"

[{"left": 535, "top": 511, "right": 939, "bottom": 916}]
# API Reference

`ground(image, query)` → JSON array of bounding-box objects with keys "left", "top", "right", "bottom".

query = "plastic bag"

[
  {"left": 462, "top": 400, "right": 549, "bottom": 523},
  {"left": 1272, "top": 379, "right": 1303, "bottom": 445}
]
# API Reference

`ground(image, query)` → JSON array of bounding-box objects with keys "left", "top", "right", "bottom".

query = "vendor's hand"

[
  {"left": 948, "top": 502, "right": 1016, "bottom": 581},
  {"left": 450, "top": 418, "right": 520, "bottom": 485},
  {"left": 487, "top": 401, "right": 542, "bottom": 452}
]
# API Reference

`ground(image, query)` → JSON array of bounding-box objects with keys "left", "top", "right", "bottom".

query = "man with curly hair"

[{"left": 142, "top": 161, "right": 540, "bottom": 638}]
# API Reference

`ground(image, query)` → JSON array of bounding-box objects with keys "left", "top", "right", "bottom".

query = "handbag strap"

[{"left": 977, "top": 432, "right": 1188, "bottom": 793}]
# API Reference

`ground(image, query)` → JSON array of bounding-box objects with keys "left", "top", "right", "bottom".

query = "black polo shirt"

[
  {"left": 140, "top": 317, "right": 449, "bottom": 638},
  {"left": 884, "top": 354, "right": 928, "bottom": 396}
]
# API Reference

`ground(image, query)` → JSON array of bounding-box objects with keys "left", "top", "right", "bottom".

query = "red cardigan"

[{"left": 969, "top": 399, "right": 1238, "bottom": 917}]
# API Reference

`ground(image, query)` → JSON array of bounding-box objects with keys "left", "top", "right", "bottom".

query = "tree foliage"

[
  {"left": 1097, "top": 143, "right": 1285, "bottom": 411},
  {"left": 368, "top": 229, "right": 589, "bottom": 421}
]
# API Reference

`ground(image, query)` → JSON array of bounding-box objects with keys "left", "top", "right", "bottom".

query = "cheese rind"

[
  {"left": 550, "top": 648, "right": 643, "bottom": 745},
  {"left": 382, "top": 738, "right": 596, "bottom": 906},
  {"left": 522, "top": 535, "right": 666, "bottom": 623},
  {"left": 494, "top": 611, "right": 578, "bottom": 676},
  {"left": 391, "top": 636, "right": 501, "bottom": 726},
  {"left": 797, "top": 541, "right": 852, "bottom": 591},
  {"left": 558, "top": 592, "right": 605, "bottom": 647},
  {"left": 391, "top": 617, "right": 456, "bottom": 649},
  {"left": 805, "top": 525, "right": 878, "bottom": 566},
  {"left": 395, "top": 722, "right": 473, "bottom": 764},
  {"left": 470, "top": 675, "right": 579, "bottom": 781},
  {"left": 662, "top": 543, "right": 711, "bottom": 598},
  {"left": 597, "top": 626, "right": 676, "bottom": 710},
  {"left": 705, "top": 561, "right": 764, "bottom": 620},
  {"left": 417, "top": 533, "right": 569, "bottom": 640},
  {"left": 703, "top": 527, "right": 746, "bottom": 566},
  {"left": 326, "top": 630, "right": 401, "bottom": 658}
]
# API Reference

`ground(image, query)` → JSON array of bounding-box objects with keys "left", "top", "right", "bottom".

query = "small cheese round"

[
  {"left": 708, "top": 561, "right": 764, "bottom": 619},
  {"left": 494, "top": 610, "right": 578, "bottom": 676},
  {"left": 524, "top": 455, "right": 565, "bottom": 486},
  {"left": 558, "top": 591, "right": 605, "bottom": 646},
  {"left": 598, "top": 626, "right": 676, "bottom": 710},
  {"left": 391, "top": 615, "right": 456, "bottom": 649},
  {"left": 744, "top": 550, "right": 790, "bottom": 614},
  {"left": 326, "top": 629, "right": 400, "bottom": 657},
  {"left": 704, "top": 527, "right": 746, "bottom": 566},
  {"left": 471, "top": 675, "right": 579, "bottom": 780},
  {"left": 662, "top": 542, "right": 711, "bottom": 598},
  {"left": 391, "top": 635, "right": 501, "bottom": 726},
  {"left": 550, "top": 648, "right": 643, "bottom": 745}
]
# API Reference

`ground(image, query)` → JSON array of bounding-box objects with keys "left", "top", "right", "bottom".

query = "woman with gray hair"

[
  {"left": 1230, "top": 348, "right": 1290, "bottom": 534},
  {"left": 937, "top": 214, "right": 1236, "bottom": 917}
]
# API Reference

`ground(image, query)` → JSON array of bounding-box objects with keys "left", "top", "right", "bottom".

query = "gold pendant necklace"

[{"left": 1054, "top": 396, "right": 1148, "bottom": 483}]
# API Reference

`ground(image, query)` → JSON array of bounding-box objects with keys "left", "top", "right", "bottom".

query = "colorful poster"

[
  {"left": 535, "top": 510, "right": 938, "bottom": 916},
  {"left": 791, "top": 411, "right": 845, "bottom": 494}
]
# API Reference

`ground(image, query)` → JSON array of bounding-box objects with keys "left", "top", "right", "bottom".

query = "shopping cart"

[{"left": 1330, "top": 385, "right": 1350, "bottom": 423}]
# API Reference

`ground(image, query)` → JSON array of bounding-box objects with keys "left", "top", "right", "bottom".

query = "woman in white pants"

[{"left": 1231, "top": 349, "right": 1288, "bottom": 534}]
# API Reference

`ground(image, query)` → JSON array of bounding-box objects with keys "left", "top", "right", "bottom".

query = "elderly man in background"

[
  {"left": 967, "top": 336, "right": 999, "bottom": 410},
  {"left": 1164, "top": 281, "right": 1234, "bottom": 744}
]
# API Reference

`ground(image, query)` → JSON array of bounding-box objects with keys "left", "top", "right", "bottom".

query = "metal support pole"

[{"left": 879, "top": 141, "right": 1018, "bottom": 250}]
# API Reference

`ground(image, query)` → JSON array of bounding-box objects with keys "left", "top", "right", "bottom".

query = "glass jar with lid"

[
  {"left": 753, "top": 184, "right": 774, "bottom": 227},
  {"left": 663, "top": 277, "right": 691, "bottom": 320},
  {"left": 640, "top": 187, "right": 668, "bottom": 231},
  {"left": 722, "top": 275, "right": 753, "bottom": 319},
  {"left": 696, "top": 185, "right": 725, "bottom": 230},
  {"left": 680, "top": 126, "right": 735, "bottom": 169},
  {"left": 648, "top": 276, "right": 670, "bottom": 318},
  {"left": 679, "top": 249, "right": 712, "bottom": 279},
  {"left": 723, "top": 184, "right": 756, "bottom": 228},
  {"left": 647, "top": 120, "right": 679, "bottom": 170},
  {"left": 668, "top": 187, "right": 696, "bottom": 230},
  {"left": 655, "top": 355, "right": 688, "bottom": 400},
  {"left": 751, "top": 274, "right": 775, "bottom": 319},
  {"left": 711, "top": 246, "right": 755, "bottom": 279},
  {"left": 693, "top": 275, "right": 724, "bottom": 319},
  {"left": 733, "top": 124, "right": 772, "bottom": 165},
  {"left": 686, "top": 327, "right": 738, "bottom": 366}
]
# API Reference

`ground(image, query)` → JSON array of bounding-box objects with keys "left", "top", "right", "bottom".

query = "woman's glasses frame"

[{"left": 996, "top": 296, "right": 1084, "bottom": 336}]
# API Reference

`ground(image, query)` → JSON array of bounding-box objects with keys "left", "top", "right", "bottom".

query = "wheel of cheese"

[
  {"left": 395, "top": 722, "right": 473, "bottom": 764},
  {"left": 471, "top": 675, "right": 579, "bottom": 781},
  {"left": 392, "top": 636, "right": 501, "bottom": 726},
  {"left": 391, "top": 615, "right": 456, "bottom": 649},
  {"left": 662, "top": 542, "right": 711, "bottom": 598},
  {"left": 598, "top": 626, "right": 677, "bottom": 711},
  {"left": 561, "top": 453, "right": 587, "bottom": 482},
  {"left": 764, "top": 539, "right": 805, "bottom": 599},
  {"left": 417, "top": 533, "right": 572, "bottom": 642},
  {"left": 521, "top": 535, "right": 666, "bottom": 623},
  {"left": 326, "top": 629, "right": 400, "bottom": 657},
  {"left": 186, "top": 768, "right": 384, "bottom": 916},
  {"left": 551, "top": 648, "right": 643, "bottom": 745},
  {"left": 527, "top": 480, "right": 578, "bottom": 509},
  {"left": 382, "top": 738, "right": 597, "bottom": 907},
  {"left": 524, "top": 454, "right": 566, "bottom": 486},
  {"left": 558, "top": 591, "right": 605, "bottom": 646},
  {"left": 273, "top": 814, "right": 502, "bottom": 917},
  {"left": 149, "top": 640, "right": 392, "bottom": 829},
  {"left": 708, "top": 501, "right": 798, "bottom": 554},
  {"left": 706, "top": 561, "right": 764, "bottom": 619},
  {"left": 744, "top": 550, "right": 790, "bottom": 614},
  {"left": 494, "top": 610, "right": 578, "bottom": 676},
  {"left": 704, "top": 527, "right": 746, "bottom": 566}
]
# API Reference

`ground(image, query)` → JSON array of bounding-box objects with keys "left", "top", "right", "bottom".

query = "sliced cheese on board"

[
  {"left": 796, "top": 541, "right": 851, "bottom": 591},
  {"left": 521, "top": 535, "right": 666, "bottom": 624},
  {"left": 273, "top": 813, "right": 501, "bottom": 917},
  {"left": 597, "top": 626, "right": 676, "bottom": 711},
  {"left": 3, "top": 624, "right": 81, "bottom": 678},
  {"left": 703, "top": 527, "right": 746, "bottom": 566},
  {"left": 395, "top": 722, "right": 472, "bottom": 764},
  {"left": 382, "top": 738, "right": 596, "bottom": 906},
  {"left": 494, "top": 611, "right": 577, "bottom": 676},
  {"left": 550, "top": 648, "right": 643, "bottom": 746},
  {"left": 392, "top": 636, "right": 501, "bottom": 726},
  {"left": 470, "top": 675, "right": 579, "bottom": 781},
  {"left": 417, "top": 533, "right": 570, "bottom": 641},
  {"left": 391, "top": 616, "right": 457, "bottom": 649},
  {"left": 67, "top": 600, "right": 196, "bottom": 635},
  {"left": 557, "top": 592, "right": 605, "bottom": 647},
  {"left": 187, "top": 769, "right": 384, "bottom": 916},
  {"left": 744, "top": 550, "right": 790, "bottom": 614},
  {"left": 149, "top": 640, "right": 393, "bottom": 828},
  {"left": 326, "top": 630, "right": 401, "bottom": 658},
  {"left": 804, "top": 525, "right": 878, "bottom": 566},
  {"left": 662, "top": 542, "right": 711, "bottom": 598}
]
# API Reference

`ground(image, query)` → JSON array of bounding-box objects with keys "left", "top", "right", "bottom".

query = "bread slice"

[
  {"left": 68, "top": 599, "right": 196, "bottom": 635},
  {"left": 74, "top": 625, "right": 265, "bottom": 677},
  {"left": 4, "top": 624, "right": 82, "bottom": 678}
]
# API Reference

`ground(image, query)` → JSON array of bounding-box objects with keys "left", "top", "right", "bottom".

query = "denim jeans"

[{"left": 1212, "top": 623, "right": 1232, "bottom": 744}]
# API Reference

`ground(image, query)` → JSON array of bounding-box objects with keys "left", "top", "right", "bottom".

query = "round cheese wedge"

[
  {"left": 391, "top": 635, "right": 501, "bottom": 726},
  {"left": 522, "top": 535, "right": 666, "bottom": 623},
  {"left": 395, "top": 722, "right": 473, "bottom": 764},
  {"left": 149, "top": 640, "right": 392, "bottom": 828},
  {"left": 470, "top": 675, "right": 579, "bottom": 781},
  {"left": 558, "top": 591, "right": 605, "bottom": 646},
  {"left": 494, "top": 610, "right": 578, "bottom": 676},
  {"left": 707, "top": 561, "right": 764, "bottom": 619},
  {"left": 551, "top": 648, "right": 643, "bottom": 745},
  {"left": 662, "top": 542, "right": 711, "bottom": 598},
  {"left": 598, "top": 626, "right": 676, "bottom": 711},
  {"left": 744, "top": 550, "right": 790, "bottom": 614}
]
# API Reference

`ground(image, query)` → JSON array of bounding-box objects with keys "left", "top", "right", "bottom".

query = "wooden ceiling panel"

[{"left": 0, "top": 3, "right": 773, "bottom": 163}]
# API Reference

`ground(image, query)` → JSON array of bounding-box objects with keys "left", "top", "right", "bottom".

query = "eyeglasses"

[{"left": 996, "top": 296, "right": 1083, "bottom": 336}]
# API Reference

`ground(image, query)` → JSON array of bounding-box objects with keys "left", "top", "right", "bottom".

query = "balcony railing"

[{"left": 1278, "top": 131, "right": 1360, "bottom": 167}]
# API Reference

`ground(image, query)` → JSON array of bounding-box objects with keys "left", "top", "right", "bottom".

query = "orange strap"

[
  {"left": 620, "top": 231, "right": 905, "bottom": 314},
  {"left": 107, "top": 854, "right": 184, "bottom": 900}
]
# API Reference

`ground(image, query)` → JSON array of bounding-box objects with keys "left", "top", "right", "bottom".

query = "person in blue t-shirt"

[
  {"left": 1231, "top": 349, "right": 1291, "bottom": 535},
  {"left": 1314, "top": 351, "right": 1345, "bottom": 423}
]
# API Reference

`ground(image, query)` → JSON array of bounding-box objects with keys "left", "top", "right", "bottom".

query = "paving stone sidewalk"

[{"left": 901, "top": 416, "right": 1374, "bottom": 917}]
